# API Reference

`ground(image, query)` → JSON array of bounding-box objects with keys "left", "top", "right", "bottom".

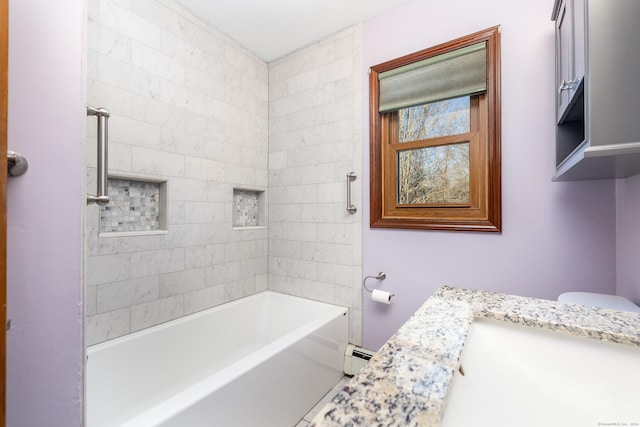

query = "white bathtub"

[{"left": 86, "top": 291, "right": 349, "bottom": 427}]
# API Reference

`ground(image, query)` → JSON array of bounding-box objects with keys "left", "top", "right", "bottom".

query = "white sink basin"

[{"left": 441, "top": 318, "right": 640, "bottom": 427}]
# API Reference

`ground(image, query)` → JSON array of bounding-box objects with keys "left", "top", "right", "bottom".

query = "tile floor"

[{"left": 294, "top": 376, "right": 349, "bottom": 426}]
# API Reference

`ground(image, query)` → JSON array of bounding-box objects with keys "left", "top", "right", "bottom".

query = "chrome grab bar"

[
  {"left": 346, "top": 172, "right": 357, "bottom": 214},
  {"left": 86, "top": 105, "right": 110, "bottom": 206}
]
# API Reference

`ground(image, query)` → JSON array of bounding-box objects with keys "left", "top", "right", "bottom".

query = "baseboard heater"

[{"left": 344, "top": 344, "right": 376, "bottom": 376}]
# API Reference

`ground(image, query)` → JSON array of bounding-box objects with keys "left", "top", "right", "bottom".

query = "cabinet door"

[{"left": 555, "top": 0, "right": 572, "bottom": 122}]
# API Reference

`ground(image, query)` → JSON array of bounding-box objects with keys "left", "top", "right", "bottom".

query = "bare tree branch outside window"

[{"left": 396, "top": 97, "right": 471, "bottom": 204}]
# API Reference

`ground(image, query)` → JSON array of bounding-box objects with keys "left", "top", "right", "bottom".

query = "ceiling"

[{"left": 174, "top": 0, "right": 413, "bottom": 62}]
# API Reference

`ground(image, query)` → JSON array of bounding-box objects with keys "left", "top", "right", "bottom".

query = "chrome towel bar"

[{"left": 86, "top": 105, "right": 110, "bottom": 206}]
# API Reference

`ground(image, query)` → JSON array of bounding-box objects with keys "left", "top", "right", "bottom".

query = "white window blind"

[{"left": 378, "top": 42, "right": 487, "bottom": 113}]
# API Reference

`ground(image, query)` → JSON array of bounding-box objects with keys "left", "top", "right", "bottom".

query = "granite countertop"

[{"left": 309, "top": 286, "right": 640, "bottom": 427}]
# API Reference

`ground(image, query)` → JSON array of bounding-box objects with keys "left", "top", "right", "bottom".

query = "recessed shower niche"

[
  {"left": 233, "top": 188, "right": 266, "bottom": 229},
  {"left": 99, "top": 177, "right": 168, "bottom": 236}
]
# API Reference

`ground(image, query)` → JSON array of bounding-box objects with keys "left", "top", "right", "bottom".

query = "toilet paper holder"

[{"left": 362, "top": 272, "right": 388, "bottom": 293}]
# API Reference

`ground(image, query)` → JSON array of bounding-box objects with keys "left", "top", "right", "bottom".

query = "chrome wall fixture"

[
  {"left": 362, "top": 272, "right": 386, "bottom": 293},
  {"left": 86, "top": 105, "right": 110, "bottom": 206},
  {"left": 346, "top": 171, "right": 357, "bottom": 214},
  {"left": 7, "top": 151, "right": 29, "bottom": 177}
]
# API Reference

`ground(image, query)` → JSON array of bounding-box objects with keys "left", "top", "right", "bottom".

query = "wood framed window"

[{"left": 370, "top": 27, "right": 501, "bottom": 232}]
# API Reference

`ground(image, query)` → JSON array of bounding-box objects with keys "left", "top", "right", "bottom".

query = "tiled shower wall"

[
  {"left": 85, "top": 0, "right": 268, "bottom": 345},
  {"left": 268, "top": 25, "right": 364, "bottom": 345}
]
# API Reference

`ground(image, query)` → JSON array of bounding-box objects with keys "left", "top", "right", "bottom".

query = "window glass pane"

[
  {"left": 397, "top": 142, "right": 470, "bottom": 204},
  {"left": 398, "top": 96, "right": 470, "bottom": 142}
]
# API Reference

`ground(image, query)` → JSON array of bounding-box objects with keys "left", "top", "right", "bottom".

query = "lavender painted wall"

[
  {"left": 7, "top": 0, "right": 85, "bottom": 425},
  {"left": 362, "top": 0, "right": 617, "bottom": 350},
  {"left": 616, "top": 175, "right": 640, "bottom": 305}
]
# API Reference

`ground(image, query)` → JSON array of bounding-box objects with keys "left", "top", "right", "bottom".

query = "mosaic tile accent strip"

[
  {"left": 100, "top": 178, "right": 161, "bottom": 233},
  {"left": 233, "top": 190, "right": 260, "bottom": 227}
]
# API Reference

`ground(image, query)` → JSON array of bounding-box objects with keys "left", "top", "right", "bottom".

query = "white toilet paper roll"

[{"left": 371, "top": 289, "right": 393, "bottom": 304}]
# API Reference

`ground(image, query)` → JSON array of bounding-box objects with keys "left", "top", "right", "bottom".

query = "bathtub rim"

[{"left": 86, "top": 291, "right": 347, "bottom": 354}]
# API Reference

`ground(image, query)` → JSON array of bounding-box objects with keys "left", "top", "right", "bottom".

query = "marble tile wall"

[
  {"left": 85, "top": 0, "right": 268, "bottom": 345},
  {"left": 268, "top": 25, "right": 364, "bottom": 345}
]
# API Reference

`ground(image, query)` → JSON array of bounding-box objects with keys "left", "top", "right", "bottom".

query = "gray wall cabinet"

[{"left": 552, "top": 0, "right": 640, "bottom": 181}]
